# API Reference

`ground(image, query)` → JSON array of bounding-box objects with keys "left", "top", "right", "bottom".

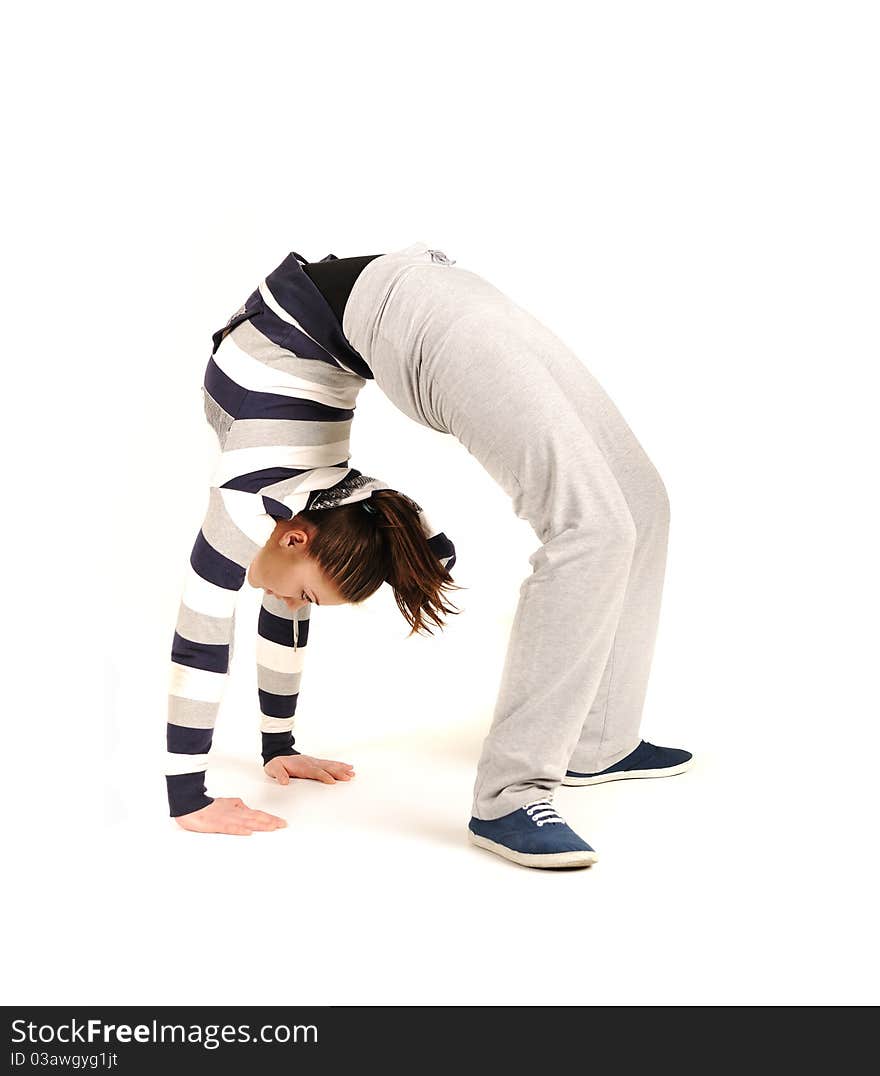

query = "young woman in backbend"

[{"left": 166, "top": 240, "right": 692, "bottom": 870}]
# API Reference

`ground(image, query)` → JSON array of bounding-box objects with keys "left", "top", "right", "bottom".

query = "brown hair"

[{"left": 295, "top": 490, "right": 465, "bottom": 637}]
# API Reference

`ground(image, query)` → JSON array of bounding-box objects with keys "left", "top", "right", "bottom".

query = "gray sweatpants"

[{"left": 344, "top": 241, "right": 670, "bottom": 821}]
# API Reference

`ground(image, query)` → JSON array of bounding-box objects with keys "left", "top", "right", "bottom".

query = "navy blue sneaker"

[
  {"left": 468, "top": 798, "right": 598, "bottom": 869},
  {"left": 563, "top": 740, "right": 693, "bottom": 787}
]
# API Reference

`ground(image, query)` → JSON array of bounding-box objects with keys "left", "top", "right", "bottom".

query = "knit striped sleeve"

[
  {"left": 165, "top": 486, "right": 275, "bottom": 818},
  {"left": 256, "top": 592, "right": 307, "bottom": 766}
]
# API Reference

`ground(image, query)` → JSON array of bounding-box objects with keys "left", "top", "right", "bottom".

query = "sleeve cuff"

[
  {"left": 166, "top": 772, "right": 214, "bottom": 818},
  {"left": 262, "top": 730, "right": 300, "bottom": 765}
]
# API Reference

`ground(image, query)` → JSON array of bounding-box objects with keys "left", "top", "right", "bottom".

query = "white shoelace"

[{"left": 523, "top": 798, "right": 565, "bottom": 827}]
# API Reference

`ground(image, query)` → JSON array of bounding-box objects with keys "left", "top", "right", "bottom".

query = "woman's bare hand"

[
  {"left": 174, "top": 797, "right": 287, "bottom": 835},
  {"left": 264, "top": 754, "right": 356, "bottom": 786}
]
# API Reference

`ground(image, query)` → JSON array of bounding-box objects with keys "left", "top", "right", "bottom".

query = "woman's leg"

[
  {"left": 401, "top": 297, "right": 638, "bottom": 822},
  {"left": 458, "top": 346, "right": 637, "bottom": 819},
  {"left": 520, "top": 328, "right": 672, "bottom": 775},
  {"left": 343, "top": 247, "right": 668, "bottom": 823}
]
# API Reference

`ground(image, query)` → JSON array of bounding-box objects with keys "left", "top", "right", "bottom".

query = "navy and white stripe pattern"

[{"left": 166, "top": 252, "right": 457, "bottom": 817}]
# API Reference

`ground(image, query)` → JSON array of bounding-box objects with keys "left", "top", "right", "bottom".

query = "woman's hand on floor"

[
  {"left": 264, "top": 754, "right": 356, "bottom": 786},
  {"left": 174, "top": 798, "right": 287, "bottom": 835}
]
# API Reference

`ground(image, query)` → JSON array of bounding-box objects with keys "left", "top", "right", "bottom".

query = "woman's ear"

[{"left": 280, "top": 524, "right": 311, "bottom": 550}]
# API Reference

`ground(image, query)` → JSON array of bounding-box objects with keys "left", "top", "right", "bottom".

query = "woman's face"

[{"left": 247, "top": 521, "right": 347, "bottom": 612}]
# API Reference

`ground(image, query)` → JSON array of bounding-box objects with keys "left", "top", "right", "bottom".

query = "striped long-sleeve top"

[{"left": 166, "top": 251, "right": 457, "bottom": 818}]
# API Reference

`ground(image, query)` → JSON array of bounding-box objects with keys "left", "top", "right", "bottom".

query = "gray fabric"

[
  {"left": 202, "top": 387, "right": 235, "bottom": 448},
  {"left": 344, "top": 241, "right": 670, "bottom": 820},
  {"left": 201, "top": 487, "right": 263, "bottom": 568},
  {"left": 174, "top": 602, "right": 234, "bottom": 647},
  {"left": 257, "top": 664, "right": 302, "bottom": 698},
  {"left": 223, "top": 416, "right": 354, "bottom": 452},
  {"left": 164, "top": 696, "right": 221, "bottom": 731}
]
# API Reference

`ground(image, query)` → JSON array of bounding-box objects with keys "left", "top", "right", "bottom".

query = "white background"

[{"left": 3, "top": 1, "right": 878, "bottom": 1005}]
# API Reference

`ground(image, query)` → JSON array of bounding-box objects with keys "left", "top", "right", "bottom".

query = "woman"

[{"left": 166, "top": 240, "right": 691, "bottom": 869}]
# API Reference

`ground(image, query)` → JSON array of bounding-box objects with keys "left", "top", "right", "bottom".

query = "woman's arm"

[
  {"left": 256, "top": 591, "right": 306, "bottom": 764},
  {"left": 165, "top": 485, "right": 276, "bottom": 818}
]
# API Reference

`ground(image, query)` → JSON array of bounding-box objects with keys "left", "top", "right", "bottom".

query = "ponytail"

[{"left": 297, "top": 491, "right": 464, "bottom": 637}]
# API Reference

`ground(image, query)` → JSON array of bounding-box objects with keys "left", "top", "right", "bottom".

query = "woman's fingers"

[
  {"left": 267, "top": 761, "right": 291, "bottom": 785},
  {"left": 175, "top": 798, "right": 287, "bottom": 835},
  {"left": 248, "top": 809, "right": 287, "bottom": 828},
  {"left": 323, "top": 761, "right": 355, "bottom": 780},
  {"left": 261, "top": 755, "right": 356, "bottom": 785},
  {"left": 219, "top": 799, "right": 286, "bottom": 830},
  {"left": 304, "top": 760, "right": 355, "bottom": 782},
  {"left": 231, "top": 806, "right": 285, "bottom": 830},
  {"left": 315, "top": 758, "right": 355, "bottom": 775}
]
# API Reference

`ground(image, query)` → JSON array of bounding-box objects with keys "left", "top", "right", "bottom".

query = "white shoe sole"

[
  {"left": 561, "top": 757, "right": 694, "bottom": 787},
  {"left": 468, "top": 831, "right": 598, "bottom": 869}
]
